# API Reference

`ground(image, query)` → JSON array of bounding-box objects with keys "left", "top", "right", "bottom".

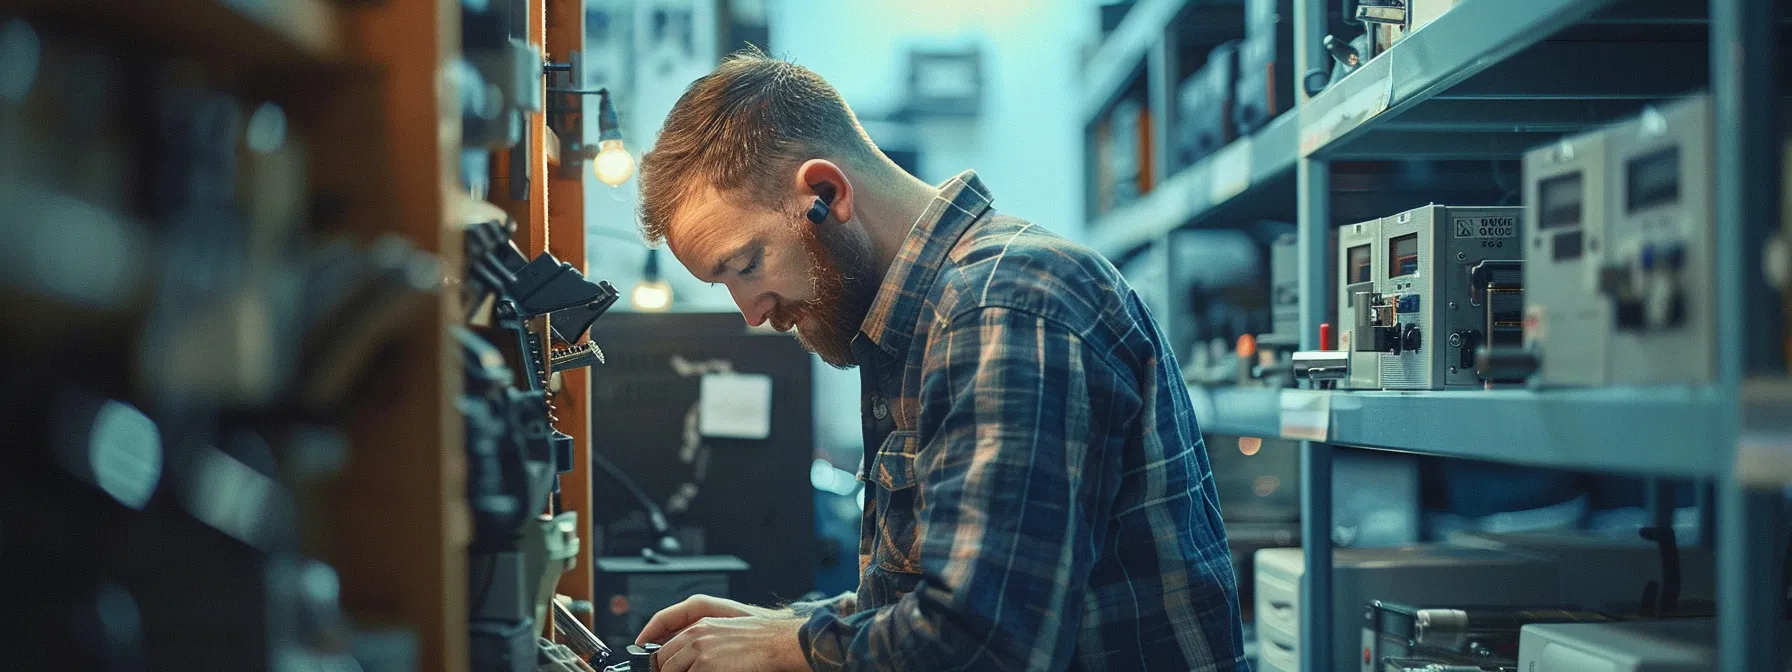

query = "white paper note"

[{"left": 699, "top": 373, "right": 773, "bottom": 439}]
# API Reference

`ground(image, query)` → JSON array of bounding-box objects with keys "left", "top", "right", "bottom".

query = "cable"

[{"left": 591, "top": 449, "right": 684, "bottom": 555}]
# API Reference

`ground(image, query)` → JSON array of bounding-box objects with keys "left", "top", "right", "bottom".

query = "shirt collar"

[{"left": 856, "top": 170, "right": 994, "bottom": 358}]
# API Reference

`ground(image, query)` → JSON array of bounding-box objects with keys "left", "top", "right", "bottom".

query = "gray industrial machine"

[
  {"left": 1491, "top": 95, "right": 1717, "bottom": 386},
  {"left": 1521, "top": 126, "right": 1611, "bottom": 386},
  {"left": 1376, "top": 205, "right": 1524, "bottom": 389},
  {"left": 1339, "top": 205, "right": 1523, "bottom": 389},
  {"left": 1602, "top": 96, "right": 1716, "bottom": 384}
]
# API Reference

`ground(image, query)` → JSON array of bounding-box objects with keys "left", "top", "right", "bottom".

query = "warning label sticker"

[{"left": 1453, "top": 216, "right": 1517, "bottom": 238}]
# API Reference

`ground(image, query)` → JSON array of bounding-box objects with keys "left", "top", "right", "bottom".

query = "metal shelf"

[
  {"left": 1088, "top": 0, "right": 1638, "bottom": 257},
  {"left": 1298, "top": 0, "right": 1623, "bottom": 159},
  {"left": 1089, "top": 111, "right": 1299, "bottom": 257},
  {"left": 1257, "top": 0, "right": 1786, "bottom": 669},
  {"left": 1080, "top": 0, "right": 1191, "bottom": 125},
  {"left": 1187, "top": 385, "right": 1281, "bottom": 438},
  {"left": 1187, "top": 384, "right": 1730, "bottom": 478}
]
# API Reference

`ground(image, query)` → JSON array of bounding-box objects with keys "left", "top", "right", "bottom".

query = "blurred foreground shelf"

[{"left": 10, "top": 0, "right": 342, "bottom": 70}]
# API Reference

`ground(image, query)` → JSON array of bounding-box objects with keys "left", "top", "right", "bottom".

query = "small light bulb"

[
  {"left": 1239, "top": 436, "right": 1262, "bottom": 456},
  {"left": 630, "top": 279, "right": 671, "bottom": 312},
  {"left": 594, "top": 139, "right": 635, "bottom": 186}
]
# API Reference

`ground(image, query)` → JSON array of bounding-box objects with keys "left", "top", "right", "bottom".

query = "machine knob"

[
  {"left": 626, "top": 644, "right": 658, "bottom": 671},
  {"left": 1401, "top": 324, "right": 1422, "bottom": 352}
]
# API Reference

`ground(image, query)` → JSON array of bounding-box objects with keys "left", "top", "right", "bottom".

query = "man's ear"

[{"left": 795, "top": 159, "right": 853, "bottom": 225}]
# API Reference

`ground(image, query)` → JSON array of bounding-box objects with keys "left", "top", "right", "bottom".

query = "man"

[{"left": 631, "top": 48, "right": 1247, "bottom": 672}]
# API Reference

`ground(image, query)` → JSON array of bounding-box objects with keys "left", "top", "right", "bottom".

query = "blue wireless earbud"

[{"left": 805, "top": 183, "right": 836, "bottom": 225}]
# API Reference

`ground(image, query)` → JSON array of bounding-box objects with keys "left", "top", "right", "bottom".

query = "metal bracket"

[{"left": 544, "top": 52, "right": 604, "bottom": 179}]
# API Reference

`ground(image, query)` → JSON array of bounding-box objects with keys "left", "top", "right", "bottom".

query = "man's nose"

[{"left": 730, "top": 286, "right": 773, "bottom": 327}]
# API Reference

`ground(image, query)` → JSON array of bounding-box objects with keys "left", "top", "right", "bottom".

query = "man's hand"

[
  {"left": 652, "top": 615, "right": 808, "bottom": 672},
  {"left": 636, "top": 595, "right": 793, "bottom": 646}
]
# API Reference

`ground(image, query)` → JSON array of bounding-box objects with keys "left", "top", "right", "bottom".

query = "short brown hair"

[{"left": 637, "top": 47, "right": 882, "bottom": 244}]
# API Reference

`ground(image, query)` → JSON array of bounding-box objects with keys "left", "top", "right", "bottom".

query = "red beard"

[{"left": 780, "top": 217, "right": 880, "bottom": 369}]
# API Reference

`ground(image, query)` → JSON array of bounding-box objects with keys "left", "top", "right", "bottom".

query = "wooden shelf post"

[{"left": 544, "top": 0, "right": 598, "bottom": 629}]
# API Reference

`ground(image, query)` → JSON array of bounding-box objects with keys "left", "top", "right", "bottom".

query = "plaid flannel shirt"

[{"left": 793, "top": 171, "right": 1248, "bottom": 671}]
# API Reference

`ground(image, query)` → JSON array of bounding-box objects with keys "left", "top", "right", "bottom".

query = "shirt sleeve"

[
  {"left": 791, "top": 591, "right": 858, "bottom": 618},
  {"left": 797, "top": 306, "right": 1125, "bottom": 671}
]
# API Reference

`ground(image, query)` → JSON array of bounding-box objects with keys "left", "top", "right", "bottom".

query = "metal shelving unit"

[
  {"left": 1090, "top": 113, "right": 1298, "bottom": 257},
  {"left": 1186, "top": 384, "right": 1729, "bottom": 477},
  {"left": 1295, "top": 0, "right": 1624, "bottom": 158},
  {"left": 1080, "top": 0, "right": 1193, "bottom": 126},
  {"left": 1083, "top": 0, "right": 1786, "bottom": 669}
]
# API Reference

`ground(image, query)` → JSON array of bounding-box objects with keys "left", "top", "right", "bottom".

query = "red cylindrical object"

[{"left": 1319, "top": 322, "right": 1333, "bottom": 351}]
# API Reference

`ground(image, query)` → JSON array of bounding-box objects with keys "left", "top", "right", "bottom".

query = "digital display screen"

[
  {"left": 1348, "top": 245, "right": 1373, "bottom": 284},
  {"left": 1538, "top": 172, "right": 1583, "bottom": 229},
  {"left": 1389, "top": 233, "right": 1419, "bottom": 278},
  {"left": 1626, "top": 147, "right": 1680, "bottom": 213}
]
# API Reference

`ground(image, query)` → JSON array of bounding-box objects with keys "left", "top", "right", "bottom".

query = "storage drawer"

[
  {"left": 1254, "top": 562, "right": 1300, "bottom": 635},
  {"left": 1258, "top": 621, "right": 1299, "bottom": 672}
]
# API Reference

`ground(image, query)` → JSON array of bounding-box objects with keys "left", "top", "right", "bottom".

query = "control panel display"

[
  {"left": 1350, "top": 244, "right": 1374, "bottom": 284},
  {"left": 1626, "top": 146, "right": 1681, "bottom": 212},
  {"left": 1390, "top": 233, "right": 1420, "bottom": 278},
  {"left": 1538, "top": 172, "right": 1583, "bottom": 230}
]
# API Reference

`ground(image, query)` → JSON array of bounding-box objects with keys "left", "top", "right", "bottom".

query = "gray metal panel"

[
  {"left": 1711, "top": 0, "right": 1783, "bottom": 667},
  {"left": 1293, "top": 0, "right": 1331, "bottom": 658}
]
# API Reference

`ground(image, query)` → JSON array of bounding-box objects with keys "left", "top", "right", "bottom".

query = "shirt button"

[{"left": 872, "top": 397, "right": 889, "bottom": 420}]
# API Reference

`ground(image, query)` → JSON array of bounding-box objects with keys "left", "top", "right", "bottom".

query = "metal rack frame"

[{"left": 1081, "top": 0, "right": 1787, "bottom": 669}]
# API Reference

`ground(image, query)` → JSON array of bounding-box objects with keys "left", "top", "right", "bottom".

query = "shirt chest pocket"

[{"left": 864, "top": 430, "right": 922, "bottom": 575}]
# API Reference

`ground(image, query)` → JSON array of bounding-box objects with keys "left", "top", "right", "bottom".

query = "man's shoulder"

[{"left": 932, "top": 212, "right": 1131, "bottom": 336}]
